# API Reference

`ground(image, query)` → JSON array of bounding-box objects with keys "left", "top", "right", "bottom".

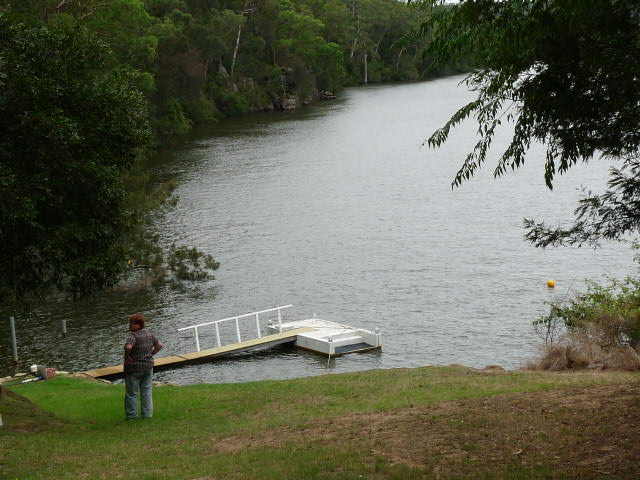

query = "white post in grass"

[{"left": 9, "top": 317, "right": 18, "bottom": 365}]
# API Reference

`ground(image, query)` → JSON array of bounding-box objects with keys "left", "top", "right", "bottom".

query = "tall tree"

[
  {"left": 0, "top": 14, "right": 152, "bottom": 303},
  {"left": 420, "top": 0, "right": 640, "bottom": 247}
]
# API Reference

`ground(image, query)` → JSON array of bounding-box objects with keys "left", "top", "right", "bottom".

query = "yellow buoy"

[{"left": 547, "top": 280, "right": 555, "bottom": 288}]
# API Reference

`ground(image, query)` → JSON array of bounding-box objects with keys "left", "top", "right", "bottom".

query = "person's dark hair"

[{"left": 128, "top": 314, "right": 145, "bottom": 329}]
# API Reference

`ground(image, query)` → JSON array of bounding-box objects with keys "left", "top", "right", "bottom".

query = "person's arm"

[
  {"left": 124, "top": 343, "right": 134, "bottom": 365},
  {"left": 151, "top": 341, "right": 164, "bottom": 356}
]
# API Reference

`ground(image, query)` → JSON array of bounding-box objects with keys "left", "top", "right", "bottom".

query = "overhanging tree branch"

[
  {"left": 524, "top": 155, "right": 640, "bottom": 248},
  {"left": 419, "top": 0, "right": 640, "bottom": 246}
]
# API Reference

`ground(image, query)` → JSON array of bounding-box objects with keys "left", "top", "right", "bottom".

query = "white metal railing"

[{"left": 177, "top": 305, "right": 293, "bottom": 352}]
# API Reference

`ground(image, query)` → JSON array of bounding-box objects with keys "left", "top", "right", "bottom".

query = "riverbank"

[{"left": 1, "top": 365, "right": 639, "bottom": 479}]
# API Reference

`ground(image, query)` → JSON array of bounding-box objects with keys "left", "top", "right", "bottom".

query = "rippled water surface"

[{"left": 1, "top": 76, "right": 634, "bottom": 383}]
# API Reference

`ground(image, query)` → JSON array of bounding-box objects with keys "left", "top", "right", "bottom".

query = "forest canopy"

[{"left": 4, "top": 0, "right": 451, "bottom": 142}]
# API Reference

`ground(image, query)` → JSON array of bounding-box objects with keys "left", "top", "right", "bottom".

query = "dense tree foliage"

[
  {"left": 5, "top": 0, "right": 441, "bottom": 142},
  {"left": 419, "top": 0, "right": 640, "bottom": 247},
  {"left": 0, "top": 0, "right": 438, "bottom": 303},
  {"left": 0, "top": 14, "right": 151, "bottom": 302},
  {"left": 0, "top": 11, "right": 220, "bottom": 305}
]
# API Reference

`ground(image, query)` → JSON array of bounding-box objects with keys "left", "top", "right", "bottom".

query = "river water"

[{"left": 1, "top": 76, "right": 635, "bottom": 383}]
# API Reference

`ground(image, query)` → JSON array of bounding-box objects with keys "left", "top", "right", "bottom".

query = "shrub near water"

[
  {"left": 534, "top": 342, "right": 640, "bottom": 371},
  {"left": 532, "top": 248, "right": 640, "bottom": 370}
]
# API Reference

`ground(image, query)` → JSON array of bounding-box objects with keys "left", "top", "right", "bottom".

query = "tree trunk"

[
  {"left": 350, "top": 16, "right": 361, "bottom": 59},
  {"left": 395, "top": 47, "right": 404, "bottom": 68},
  {"left": 230, "top": 21, "right": 244, "bottom": 76},
  {"left": 363, "top": 52, "right": 368, "bottom": 84},
  {"left": 374, "top": 28, "right": 388, "bottom": 56},
  {"left": 230, "top": 0, "right": 254, "bottom": 76},
  {"left": 55, "top": 0, "right": 71, "bottom": 13}
]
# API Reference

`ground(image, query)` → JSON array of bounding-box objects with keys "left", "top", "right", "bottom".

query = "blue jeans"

[{"left": 124, "top": 369, "right": 153, "bottom": 419}]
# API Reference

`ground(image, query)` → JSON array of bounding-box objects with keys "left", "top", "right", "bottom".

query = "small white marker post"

[{"left": 9, "top": 316, "right": 18, "bottom": 366}]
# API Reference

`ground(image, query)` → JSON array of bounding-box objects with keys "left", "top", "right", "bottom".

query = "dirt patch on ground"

[
  {"left": 0, "top": 385, "right": 63, "bottom": 433},
  {"left": 214, "top": 383, "right": 640, "bottom": 478}
]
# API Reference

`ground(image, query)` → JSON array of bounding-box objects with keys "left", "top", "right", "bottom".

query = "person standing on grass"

[{"left": 124, "top": 314, "right": 164, "bottom": 420}]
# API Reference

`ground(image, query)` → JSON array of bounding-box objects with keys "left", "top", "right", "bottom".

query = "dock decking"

[{"left": 83, "top": 327, "right": 315, "bottom": 379}]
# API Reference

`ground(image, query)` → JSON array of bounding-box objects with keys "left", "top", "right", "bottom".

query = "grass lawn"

[{"left": 1, "top": 366, "right": 639, "bottom": 479}]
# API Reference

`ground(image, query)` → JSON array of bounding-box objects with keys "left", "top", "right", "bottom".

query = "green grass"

[{"left": 0, "top": 366, "right": 638, "bottom": 479}]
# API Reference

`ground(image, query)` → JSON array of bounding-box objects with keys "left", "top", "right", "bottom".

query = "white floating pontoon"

[
  {"left": 174, "top": 305, "right": 381, "bottom": 359},
  {"left": 267, "top": 316, "right": 381, "bottom": 356}
]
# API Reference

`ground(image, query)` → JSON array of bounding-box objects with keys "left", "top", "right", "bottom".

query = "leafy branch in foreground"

[
  {"left": 524, "top": 155, "right": 640, "bottom": 248},
  {"left": 418, "top": 0, "right": 640, "bottom": 247}
]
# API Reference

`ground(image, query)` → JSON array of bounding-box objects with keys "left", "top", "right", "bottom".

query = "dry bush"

[
  {"left": 535, "top": 344, "right": 589, "bottom": 371},
  {"left": 532, "top": 329, "right": 640, "bottom": 371},
  {"left": 587, "top": 313, "right": 629, "bottom": 348},
  {"left": 604, "top": 347, "right": 640, "bottom": 371}
]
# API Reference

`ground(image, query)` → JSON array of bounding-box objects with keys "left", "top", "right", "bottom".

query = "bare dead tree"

[{"left": 230, "top": 1, "right": 256, "bottom": 76}]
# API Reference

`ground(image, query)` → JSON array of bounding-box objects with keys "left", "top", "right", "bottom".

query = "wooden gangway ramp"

[{"left": 83, "top": 327, "right": 315, "bottom": 379}]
